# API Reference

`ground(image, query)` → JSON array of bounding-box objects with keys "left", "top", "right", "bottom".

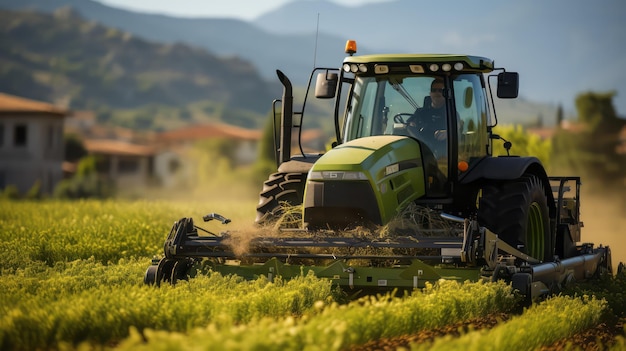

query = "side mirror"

[
  {"left": 497, "top": 72, "right": 519, "bottom": 98},
  {"left": 315, "top": 72, "right": 338, "bottom": 99}
]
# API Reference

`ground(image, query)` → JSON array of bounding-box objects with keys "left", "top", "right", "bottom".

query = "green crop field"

[{"left": 0, "top": 200, "right": 624, "bottom": 351}]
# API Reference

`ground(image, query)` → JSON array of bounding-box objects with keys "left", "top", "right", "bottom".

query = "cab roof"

[{"left": 344, "top": 54, "right": 494, "bottom": 72}]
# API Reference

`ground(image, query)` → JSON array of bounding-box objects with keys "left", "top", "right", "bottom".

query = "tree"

[
  {"left": 54, "top": 156, "right": 114, "bottom": 199},
  {"left": 251, "top": 111, "right": 280, "bottom": 186},
  {"left": 575, "top": 91, "right": 621, "bottom": 134},
  {"left": 551, "top": 92, "right": 626, "bottom": 189},
  {"left": 258, "top": 111, "right": 278, "bottom": 164},
  {"left": 556, "top": 104, "right": 564, "bottom": 127},
  {"left": 492, "top": 124, "right": 551, "bottom": 168},
  {"left": 64, "top": 133, "right": 87, "bottom": 162}
]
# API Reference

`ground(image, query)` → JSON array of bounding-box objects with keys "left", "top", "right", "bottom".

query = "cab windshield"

[
  {"left": 341, "top": 73, "right": 490, "bottom": 187},
  {"left": 343, "top": 75, "right": 448, "bottom": 163}
]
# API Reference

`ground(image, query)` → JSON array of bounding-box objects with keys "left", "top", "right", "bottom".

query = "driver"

[{"left": 406, "top": 78, "right": 447, "bottom": 156}]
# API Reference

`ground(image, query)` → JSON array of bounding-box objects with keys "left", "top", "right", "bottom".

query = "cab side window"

[{"left": 453, "top": 74, "right": 488, "bottom": 167}]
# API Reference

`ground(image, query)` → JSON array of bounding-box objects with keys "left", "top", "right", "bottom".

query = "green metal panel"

[
  {"left": 310, "top": 135, "right": 407, "bottom": 170},
  {"left": 306, "top": 136, "right": 427, "bottom": 224},
  {"left": 194, "top": 258, "right": 482, "bottom": 292}
]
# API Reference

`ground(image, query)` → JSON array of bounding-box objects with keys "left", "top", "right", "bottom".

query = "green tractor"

[
  {"left": 258, "top": 41, "right": 559, "bottom": 263},
  {"left": 146, "top": 41, "right": 612, "bottom": 299}
]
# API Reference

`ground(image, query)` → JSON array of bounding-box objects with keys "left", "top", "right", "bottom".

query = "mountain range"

[{"left": 1, "top": 0, "right": 623, "bottom": 128}]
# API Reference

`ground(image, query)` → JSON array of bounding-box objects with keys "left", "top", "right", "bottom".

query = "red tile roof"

[
  {"left": 158, "top": 123, "right": 262, "bottom": 143},
  {"left": 84, "top": 139, "right": 156, "bottom": 157},
  {"left": 526, "top": 127, "right": 556, "bottom": 140},
  {"left": 300, "top": 128, "right": 326, "bottom": 143},
  {"left": 0, "top": 93, "right": 68, "bottom": 116}
]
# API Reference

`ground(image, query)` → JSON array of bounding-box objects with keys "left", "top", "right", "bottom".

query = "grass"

[{"left": 0, "top": 199, "right": 621, "bottom": 350}]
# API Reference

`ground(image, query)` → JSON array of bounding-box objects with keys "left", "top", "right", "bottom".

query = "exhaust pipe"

[{"left": 276, "top": 70, "right": 293, "bottom": 165}]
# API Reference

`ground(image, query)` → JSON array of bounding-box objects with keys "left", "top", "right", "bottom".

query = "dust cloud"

[
  {"left": 222, "top": 225, "right": 274, "bottom": 257},
  {"left": 579, "top": 188, "right": 626, "bottom": 273}
]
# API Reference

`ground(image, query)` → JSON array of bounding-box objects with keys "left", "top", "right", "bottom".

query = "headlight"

[
  {"left": 410, "top": 65, "right": 424, "bottom": 73},
  {"left": 375, "top": 64, "right": 389, "bottom": 74},
  {"left": 385, "top": 163, "right": 399, "bottom": 176}
]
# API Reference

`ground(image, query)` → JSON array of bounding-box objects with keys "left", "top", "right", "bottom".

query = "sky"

[
  {"left": 95, "top": 0, "right": 392, "bottom": 20},
  {"left": 91, "top": 0, "right": 625, "bottom": 115}
]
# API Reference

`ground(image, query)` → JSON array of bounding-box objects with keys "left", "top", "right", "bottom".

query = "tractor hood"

[{"left": 303, "top": 135, "right": 427, "bottom": 228}]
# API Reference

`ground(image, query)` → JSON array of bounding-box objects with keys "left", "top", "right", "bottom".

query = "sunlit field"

[{"left": 1, "top": 160, "right": 625, "bottom": 350}]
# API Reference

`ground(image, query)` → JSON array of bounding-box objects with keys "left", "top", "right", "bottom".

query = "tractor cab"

[
  {"left": 338, "top": 68, "right": 489, "bottom": 196},
  {"left": 320, "top": 42, "right": 520, "bottom": 195}
]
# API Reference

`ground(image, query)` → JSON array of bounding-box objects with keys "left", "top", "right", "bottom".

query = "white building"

[{"left": 0, "top": 93, "right": 68, "bottom": 195}]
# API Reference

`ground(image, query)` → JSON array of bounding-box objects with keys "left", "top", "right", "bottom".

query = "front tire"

[
  {"left": 255, "top": 172, "right": 306, "bottom": 225},
  {"left": 478, "top": 174, "right": 552, "bottom": 262}
]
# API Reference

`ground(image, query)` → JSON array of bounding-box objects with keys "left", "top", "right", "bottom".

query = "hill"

[
  {"left": 0, "top": 0, "right": 351, "bottom": 90},
  {"left": 0, "top": 8, "right": 278, "bottom": 130}
]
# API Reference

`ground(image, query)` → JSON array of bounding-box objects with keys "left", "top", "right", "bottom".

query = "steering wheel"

[
  {"left": 393, "top": 113, "right": 413, "bottom": 125},
  {"left": 393, "top": 112, "right": 424, "bottom": 139}
]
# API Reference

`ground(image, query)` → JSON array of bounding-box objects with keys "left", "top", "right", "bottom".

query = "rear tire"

[
  {"left": 255, "top": 172, "right": 306, "bottom": 224},
  {"left": 478, "top": 174, "right": 552, "bottom": 262}
]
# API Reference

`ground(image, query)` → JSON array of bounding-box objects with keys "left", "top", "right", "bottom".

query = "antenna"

[{"left": 313, "top": 13, "right": 320, "bottom": 68}]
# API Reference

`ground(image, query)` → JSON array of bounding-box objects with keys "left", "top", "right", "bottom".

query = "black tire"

[
  {"left": 144, "top": 264, "right": 159, "bottom": 286},
  {"left": 511, "top": 272, "right": 534, "bottom": 305},
  {"left": 143, "top": 258, "right": 173, "bottom": 287},
  {"left": 145, "top": 258, "right": 192, "bottom": 286},
  {"left": 157, "top": 258, "right": 176, "bottom": 285},
  {"left": 511, "top": 272, "right": 532, "bottom": 296},
  {"left": 478, "top": 174, "right": 552, "bottom": 262},
  {"left": 255, "top": 172, "right": 306, "bottom": 224},
  {"left": 170, "top": 259, "right": 192, "bottom": 285}
]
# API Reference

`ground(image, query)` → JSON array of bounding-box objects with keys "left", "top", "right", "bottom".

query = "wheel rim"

[{"left": 527, "top": 202, "right": 545, "bottom": 259}]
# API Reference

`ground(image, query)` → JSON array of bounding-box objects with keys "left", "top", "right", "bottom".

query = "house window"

[
  {"left": 14, "top": 124, "right": 27, "bottom": 146},
  {"left": 118, "top": 158, "right": 139, "bottom": 173}
]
